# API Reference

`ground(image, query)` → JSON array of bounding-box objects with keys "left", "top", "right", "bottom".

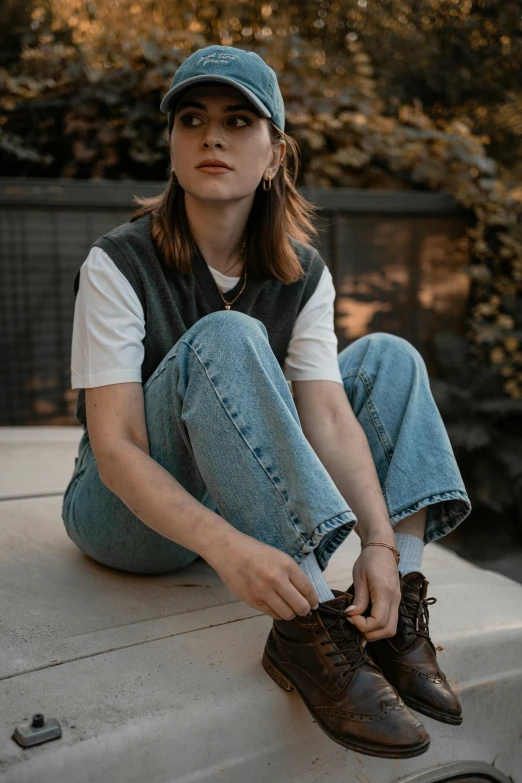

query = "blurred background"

[{"left": 1, "top": 0, "right": 521, "bottom": 579}]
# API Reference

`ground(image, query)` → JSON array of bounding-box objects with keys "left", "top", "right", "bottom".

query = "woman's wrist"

[
  {"left": 356, "top": 519, "right": 396, "bottom": 548},
  {"left": 191, "top": 510, "right": 241, "bottom": 564},
  {"left": 361, "top": 540, "right": 401, "bottom": 566}
]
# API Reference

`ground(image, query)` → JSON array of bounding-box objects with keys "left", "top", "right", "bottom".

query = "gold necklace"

[
  {"left": 221, "top": 255, "right": 242, "bottom": 276},
  {"left": 216, "top": 238, "right": 248, "bottom": 310}
]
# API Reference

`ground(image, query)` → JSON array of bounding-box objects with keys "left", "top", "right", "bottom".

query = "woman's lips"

[{"left": 197, "top": 166, "right": 232, "bottom": 173}]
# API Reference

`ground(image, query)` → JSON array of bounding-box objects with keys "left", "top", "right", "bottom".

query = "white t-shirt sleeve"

[
  {"left": 70, "top": 246, "right": 145, "bottom": 389},
  {"left": 283, "top": 265, "right": 344, "bottom": 385}
]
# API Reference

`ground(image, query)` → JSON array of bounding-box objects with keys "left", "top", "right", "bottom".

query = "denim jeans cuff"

[
  {"left": 292, "top": 510, "right": 357, "bottom": 571},
  {"left": 390, "top": 490, "right": 472, "bottom": 545}
]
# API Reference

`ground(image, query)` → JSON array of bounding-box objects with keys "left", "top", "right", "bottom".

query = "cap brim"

[{"left": 160, "top": 75, "right": 272, "bottom": 119}]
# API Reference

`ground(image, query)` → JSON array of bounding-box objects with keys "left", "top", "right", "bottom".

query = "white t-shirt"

[{"left": 70, "top": 246, "right": 344, "bottom": 392}]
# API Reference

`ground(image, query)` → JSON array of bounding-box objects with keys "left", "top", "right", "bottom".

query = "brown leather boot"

[
  {"left": 362, "top": 572, "right": 463, "bottom": 725},
  {"left": 262, "top": 591, "right": 430, "bottom": 758}
]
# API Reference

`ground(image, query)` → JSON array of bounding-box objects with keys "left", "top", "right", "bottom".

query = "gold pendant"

[{"left": 225, "top": 304, "right": 231, "bottom": 310}]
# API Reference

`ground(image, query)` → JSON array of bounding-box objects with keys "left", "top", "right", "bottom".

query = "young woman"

[{"left": 63, "top": 45, "right": 472, "bottom": 759}]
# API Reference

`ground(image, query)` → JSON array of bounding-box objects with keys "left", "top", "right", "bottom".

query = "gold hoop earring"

[{"left": 262, "top": 175, "right": 272, "bottom": 191}]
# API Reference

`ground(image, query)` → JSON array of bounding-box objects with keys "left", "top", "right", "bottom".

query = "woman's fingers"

[
  {"left": 263, "top": 571, "right": 320, "bottom": 620},
  {"left": 266, "top": 592, "right": 297, "bottom": 621},
  {"left": 288, "top": 565, "right": 319, "bottom": 611},
  {"left": 348, "top": 588, "right": 393, "bottom": 641},
  {"left": 386, "top": 603, "right": 399, "bottom": 637},
  {"left": 346, "top": 577, "right": 370, "bottom": 617},
  {"left": 280, "top": 579, "right": 317, "bottom": 616},
  {"left": 257, "top": 600, "right": 282, "bottom": 620},
  {"left": 346, "top": 547, "right": 402, "bottom": 640}
]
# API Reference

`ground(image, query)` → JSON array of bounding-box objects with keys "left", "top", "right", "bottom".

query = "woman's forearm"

[
  {"left": 98, "top": 441, "right": 321, "bottom": 615},
  {"left": 99, "top": 440, "right": 236, "bottom": 559}
]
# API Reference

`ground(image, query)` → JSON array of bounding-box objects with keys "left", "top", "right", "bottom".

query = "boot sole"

[
  {"left": 262, "top": 650, "right": 431, "bottom": 759},
  {"left": 401, "top": 694, "right": 463, "bottom": 725}
]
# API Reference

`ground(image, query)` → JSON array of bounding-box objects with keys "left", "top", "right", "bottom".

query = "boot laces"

[
  {"left": 318, "top": 605, "right": 371, "bottom": 675},
  {"left": 400, "top": 588, "right": 437, "bottom": 640}
]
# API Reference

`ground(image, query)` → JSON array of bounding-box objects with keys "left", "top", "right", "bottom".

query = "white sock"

[
  {"left": 299, "top": 551, "right": 335, "bottom": 604},
  {"left": 395, "top": 532, "right": 424, "bottom": 576}
]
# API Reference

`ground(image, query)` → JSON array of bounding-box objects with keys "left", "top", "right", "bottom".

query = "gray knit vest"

[{"left": 73, "top": 212, "right": 325, "bottom": 433}]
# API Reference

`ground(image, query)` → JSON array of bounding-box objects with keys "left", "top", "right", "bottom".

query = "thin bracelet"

[{"left": 361, "top": 541, "right": 401, "bottom": 566}]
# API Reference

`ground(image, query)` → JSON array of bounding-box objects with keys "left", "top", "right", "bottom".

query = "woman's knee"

[
  {"left": 144, "top": 311, "right": 268, "bottom": 392},
  {"left": 340, "top": 331, "right": 427, "bottom": 374},
  {"left": 187, "top": 310, "right": 268, "bottom": 346},
  {"left": 369, "top": 332, "right": 425, "bottom": 364}
]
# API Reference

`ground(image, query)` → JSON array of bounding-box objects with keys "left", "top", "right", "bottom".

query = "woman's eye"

[
  {"left": 180, "top": 114, "right": 201, "bottom": 126},
  {"left": 228, "top": 115, "right": 251, "bottom": 127}
]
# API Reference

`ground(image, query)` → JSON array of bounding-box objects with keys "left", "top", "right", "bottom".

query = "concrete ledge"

[{"left": 1, "top": 427, "right": 521, "bottom": 782}]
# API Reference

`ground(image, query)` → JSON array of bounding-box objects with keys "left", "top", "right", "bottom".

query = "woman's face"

[{"left": 169, "top": 83, "right": 285, "bottom": 204}]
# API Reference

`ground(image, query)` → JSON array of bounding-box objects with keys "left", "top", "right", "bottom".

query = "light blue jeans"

[{"left": 62, "top": 311, "right": 471, "bottom": 575}]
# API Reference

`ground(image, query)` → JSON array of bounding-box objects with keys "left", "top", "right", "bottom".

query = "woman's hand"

[
  {"left": 206, "top": 529, "right": 319, "bottom": 620},
  {"left": 345, "top": 545, "right": 401, "bottom": 642}
]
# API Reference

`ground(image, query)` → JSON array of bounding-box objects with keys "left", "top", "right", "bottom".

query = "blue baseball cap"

[{"left": 160, "top": 45, "right": 285, "bottom": 132}]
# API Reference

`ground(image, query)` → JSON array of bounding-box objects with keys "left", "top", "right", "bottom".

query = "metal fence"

[{"left": 0, "top": 178, "right": 470, "bottom": 425}]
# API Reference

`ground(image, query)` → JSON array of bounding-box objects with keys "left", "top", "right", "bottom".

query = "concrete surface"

[{"left": 1, "top": 426, "right": 521, "bottom": 783}]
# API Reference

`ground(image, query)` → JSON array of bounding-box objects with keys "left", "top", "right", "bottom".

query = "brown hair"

[{"left": 130, "top": 118, "right": 319, "bottom": 284}]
